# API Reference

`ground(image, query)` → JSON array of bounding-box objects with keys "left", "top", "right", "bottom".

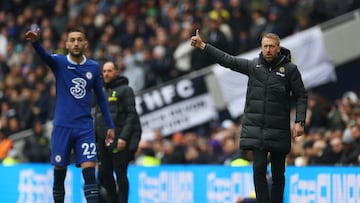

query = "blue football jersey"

[{"left": 32, "top": 41, "right": 114, "bottom": 129}]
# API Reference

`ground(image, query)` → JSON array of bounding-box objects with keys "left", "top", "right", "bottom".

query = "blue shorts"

[{"left": 51, "top": 125, "right": 97, "bottom": 167}]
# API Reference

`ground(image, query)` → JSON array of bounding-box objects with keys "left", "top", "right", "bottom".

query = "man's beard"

[
  {"left": 70, "top": 52, "right": 83, "bottom": 58},
  {"left": 69, "top": 48, "right": 83, "bottom": 58}
]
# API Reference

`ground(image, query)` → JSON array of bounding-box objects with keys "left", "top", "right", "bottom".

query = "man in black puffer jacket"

[
  {"left": 94, "top": 61, "right": 142, "bottom": 203},
  {"left": 191, "top": 30, "right": 307, "bottom": 203}
]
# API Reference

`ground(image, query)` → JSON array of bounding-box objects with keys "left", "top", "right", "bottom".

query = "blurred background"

[{"left": 0, "top": 0, "right": 360, "bottom": 202}]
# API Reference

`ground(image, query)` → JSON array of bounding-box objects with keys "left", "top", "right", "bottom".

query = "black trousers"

[
  {"left": 252, "top": 150, "right": 286, "bottom": 203},
  {"left": 97, "top": 141, "right": 134, "bottom": 203}
]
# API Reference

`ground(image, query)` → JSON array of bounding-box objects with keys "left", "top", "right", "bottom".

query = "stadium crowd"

[{"left": 0, "top": 0, "right": 359, "bottom": 165}]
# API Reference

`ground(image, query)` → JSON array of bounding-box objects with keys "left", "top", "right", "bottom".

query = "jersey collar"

[{"left": 67, "top": 55, "right": 87, "bottom": 65}]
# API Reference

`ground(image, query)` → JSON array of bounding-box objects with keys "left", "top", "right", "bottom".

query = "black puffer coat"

[
  {"left": 205, "top": 44, "right": 307, "bottom": 153},
  {"left": 94, "top": 76, "right": 142, "bottom": 151}
]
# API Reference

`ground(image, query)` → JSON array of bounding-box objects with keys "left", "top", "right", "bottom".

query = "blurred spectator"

[
  {"left": 132, "top": 37, "right": 156, "bottom": 89},
  {"left": 248, "top": 9, "right": 266, "bottom": 48},
  {"left": 0, "top": 26, "right": 8, "bottom": 58},
  {"left": 93, "top": 46, "right": 109, "bottom": 68},
  {"left": 0, "top": 54, "right": 10, "bottom": 82},
  {"left": 268, "top": 0, "right": 297, "bottom": 38},
  {"left": 184, "top": 144, "right": 208, "bottom": 164},
  {"left": 327, "top": 102, "right": 346, "bottom": 131},
  {"left": 321, "top": 136, "right": 345, "bottom": 165},
  {"left": 134, "top": 139, "right": 161, "bottom": 166},
  {"left": 22, "top": 120, "right": 50, "bottom": 163},
  {"left": 51, "top": 3, "right": 68, "bottom": 41},
  {"left": 209, "top": 0, "right": 233, "bottom": 43},
  {"left": 148, "top": 44, "right": 173, "bottom": 84},
  {"left": 307, "top": 139, "right": 327, "bottom": 165},
  {"left": 136, "top": 147, "right": 161, "bottom": 166},
  {"left": 0, "top": 99, "right": 17, "bottom": 132},
  {"left": 121, "top": 48, "right": 145, "bottom": 93},
  {"left": 230, "top": 150, "right": 252, "bottom": 166},
  {"left": 118, "top": 16, "right": 138, "bottom": 49},
  {"left": 0, "top": 130, "right": 12, "bottom": 162},
  {"left": 264, "top": 7, "right": 281, "bottom": 34},
  {"left": 1, "top": 148, "right": 19, "bottom": 165},
  {"left": 171, "top": 132, "right": 187, "bottom": 163},
  {"left": 233, "top": 28, "right": 251, "bottom": 55},
  {"left": 173, "top": 27, "right": 195, "bottom": 76},
  {"left": 148, "top": 26, "right": 175, "bottom": 82},
  {"left": 306, "top": 93, "right": 331, "bottom": 133},
  {"left": 228, "top": 0, "right": 251, "bottom": 54},
  {"left": 32, "top": 79, "right": 51, "bottom": 123},
  {"left": 293, "top": 12, "right": 311, "bottom": 33},
  {"left": 4, "top": 64, "right": 24, "bottom": 92},
  {"left": 216, "top": 136, "right": 239, "bottom": 165},
  {"left": 294, "top": 140, "right": 313, "bottom": 166},
  {"left": 47, "top": 83, "right": 56, "bottom": 121},
  {"left": 160, "top": 139, "right": 178, "bottom": 164},
  {"left": 339, "top": 91, "right": 359, "bottom": 123},
  {"left": 6, "top": 116, "right": 21, "bottom": 135},
  {"left": 196, "top": 136, "right": 216, "bottom": 164},
  {"left": 16, "top": 87, "right": 35, "bottom": 129},
  {"left": 339, "top": 123, "right": 360, "bottom": 165}
]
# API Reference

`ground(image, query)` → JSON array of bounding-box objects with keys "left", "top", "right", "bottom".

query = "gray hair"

[{"left": 261, "top": 33, "right": 280, "bottom": 45}]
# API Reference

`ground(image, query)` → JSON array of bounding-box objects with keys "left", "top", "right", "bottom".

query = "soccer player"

[{"left": 25, "top": 27, "right": 115, "bottom": 203}]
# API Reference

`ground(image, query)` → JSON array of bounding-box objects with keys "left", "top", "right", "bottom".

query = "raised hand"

[
  {"left": 25, "top": 28, "right": 40, "bottom": 43},
  {"left": 191, "top": 29, "right": 206, "bottom": 50}
]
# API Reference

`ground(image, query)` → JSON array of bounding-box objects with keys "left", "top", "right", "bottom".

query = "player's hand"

[
  {"left": 116, "top": 138, "right": 127, "bottom": 151},
  {"left": 292, "top": 123, "right": 304, "bottom": 139},
  {"left": 105, "top": 128, "right": 115, "bottom": 146},
  {"left": 191, "top": 29, "right": 206, "bottom": 50},
  {"left": 25, "top": 28, "right": 41, "bottom": 43}
]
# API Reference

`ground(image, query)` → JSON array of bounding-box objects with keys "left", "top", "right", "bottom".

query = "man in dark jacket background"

[
  {"left": 191, "top": 30, "right": 307, "bottom": 203},
  {"left": 94, "top": 61, "right": 142, "bottom": 203}
]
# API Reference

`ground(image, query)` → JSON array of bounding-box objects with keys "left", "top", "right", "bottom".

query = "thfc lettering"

[{"left": 135, "top": 79, "right": 195, "bottom": 115}]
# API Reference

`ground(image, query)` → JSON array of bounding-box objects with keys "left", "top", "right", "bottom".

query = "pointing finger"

[{"left": 196, "top": 29, "right": 199, "bottom": 36}]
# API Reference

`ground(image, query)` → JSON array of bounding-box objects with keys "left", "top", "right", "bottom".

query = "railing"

[{"left": 321, "top": 8, "right": 360, "bottom": 30}]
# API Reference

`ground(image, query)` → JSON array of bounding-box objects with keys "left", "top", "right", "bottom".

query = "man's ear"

[{"left": 84, "top": 40, "right": 89, "bottom": 49}]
